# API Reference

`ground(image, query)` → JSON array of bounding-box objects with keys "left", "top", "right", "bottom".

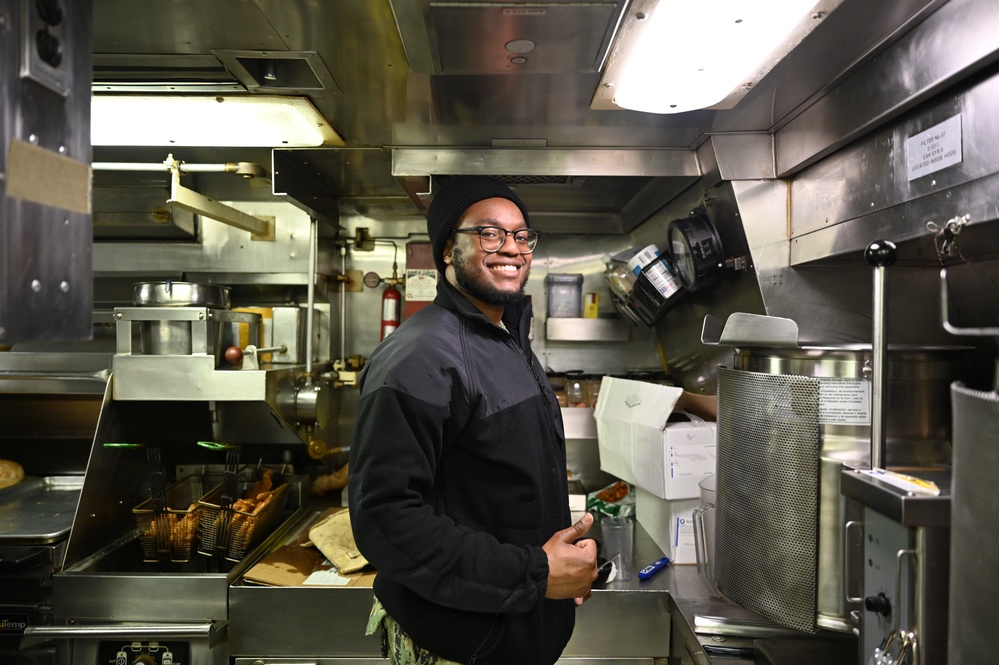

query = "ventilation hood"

[{"left": 90, "top": 0, "right": 955, "bottom": 236}]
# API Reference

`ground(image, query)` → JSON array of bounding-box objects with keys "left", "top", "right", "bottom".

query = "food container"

[
  {"left": 545, "top": 274, "right": 583, "bottom": 318},
  {"left": 133, "top": 281, "right": 233, "bottom": 361}
]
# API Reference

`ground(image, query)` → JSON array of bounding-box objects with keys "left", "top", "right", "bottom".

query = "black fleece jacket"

[{"left": 348, "top": 278, "right": 573, "bottom": 665}]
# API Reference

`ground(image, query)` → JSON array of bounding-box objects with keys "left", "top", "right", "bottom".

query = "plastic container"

[
  {"left": 627, "top": 244, "right": 682, "bottom": 300},
  {"left": 602, "top": 253, "right": 636, "bottom": 301},
  {"left": 545, "top": 274, "right": 584, "bottom": 318},
  {"left": 565, "top": 370, "right": 588, "bottom": 407},
  {"left": 585, "top": 374, "right": 603, "bottom": 408}
]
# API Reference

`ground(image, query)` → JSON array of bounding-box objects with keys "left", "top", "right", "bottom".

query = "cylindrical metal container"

[
  {"left": 948, "top": 383, "right": 999, "bottom": 665},
  {"left": 731, "top": 344, "right": 964, "bottom": 468},
  {"left": 714, "top": 345, "right": 965, "bottom": 633},
  {"left": 133, "top": 282, "right": 231, "bottom": 360}
]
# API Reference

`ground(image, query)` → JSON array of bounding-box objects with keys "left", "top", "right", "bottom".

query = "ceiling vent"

[
  {"left": 212, "top": 50, "right": 342, "bottom": 96},
  {"left": 497, "top": 175, "right": 583, "bottom": 187},
  {"left": 390, "top": 0, "right": 627, "bottom": 74},
  {"left": 92, "top": 54, "right": 243, "bottom": 93}
]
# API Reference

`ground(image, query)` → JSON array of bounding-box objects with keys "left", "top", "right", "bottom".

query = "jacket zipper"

[{"left": 509, "top": 337, "right": 567, "bottom": 495}]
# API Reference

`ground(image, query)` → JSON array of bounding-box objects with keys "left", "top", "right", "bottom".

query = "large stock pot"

[
  {"left": 704, "top": 313, "right": 966, "bottom": 634},
  {"left": 712, "top": 343, "right": 965, "bottom": 633}
]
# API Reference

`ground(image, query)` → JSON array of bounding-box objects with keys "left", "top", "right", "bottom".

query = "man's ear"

[{"left": 443, "top": 238, "right": 455, "bottom": 265}]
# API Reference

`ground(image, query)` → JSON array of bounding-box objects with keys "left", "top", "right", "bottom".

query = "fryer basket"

[
  {"left": 197, "top": 467, "right": 291, "bottom": 561},
  {"left": 133, "top": 474, "right": 204, "bottom": 563}
]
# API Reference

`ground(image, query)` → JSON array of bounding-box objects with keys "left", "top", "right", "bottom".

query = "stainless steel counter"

[
  {"left": 229, "top": 510, "right": 855, "bottom": 664},
  {"left": 230, "top": 511, "right": 675, "bottom": 663}
]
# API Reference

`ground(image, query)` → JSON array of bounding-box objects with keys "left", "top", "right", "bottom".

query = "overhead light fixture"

[
  {"left": 592, "top": 0, "right": 838, "bottom": 114},
  {"left": 91, "top": 94, "right": 345, "bottom": 147}
]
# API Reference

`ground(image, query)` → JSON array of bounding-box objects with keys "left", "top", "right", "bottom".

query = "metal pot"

[
  {"left": 133, "top": 281, "right": 231, "bottom": 360},
  {"left": 712, "top": 342, "right": 966, "bottom": 634},
  {"left": 731, "top": 344, "right": 965, "bottom": 468},
  {"left": 133, "top": 281, "right": 231, "bottom": 308}
]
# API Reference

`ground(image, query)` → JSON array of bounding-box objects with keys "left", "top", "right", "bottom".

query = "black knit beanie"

[{"left": 426, "top": 176, "right": 531, "bottom": 274}]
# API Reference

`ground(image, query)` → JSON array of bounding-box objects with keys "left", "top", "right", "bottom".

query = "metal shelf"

[{"left": 545, "top": 317, "right": 630, "bottom": 342}]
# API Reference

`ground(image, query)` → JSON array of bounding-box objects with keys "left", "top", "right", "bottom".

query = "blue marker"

[{"left": 638, "top": 556, "right": 671, "bottom": 580}]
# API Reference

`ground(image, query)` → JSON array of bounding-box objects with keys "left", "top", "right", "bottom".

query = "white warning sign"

[
  {"left": 906, "top": 115, "right": 962, "bottom": 181},
  {"left": 818, "top": 378, "right": 871, "bottom": 425}
]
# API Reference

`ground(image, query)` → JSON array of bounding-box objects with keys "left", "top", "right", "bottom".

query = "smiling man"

[{"left": 349, "top": 176, "right": 598, "bottom": 665}]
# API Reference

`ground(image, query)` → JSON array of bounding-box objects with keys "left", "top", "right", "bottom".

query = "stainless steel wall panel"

[
  {"left": 1, "top": 0, "right": 93, "bottom": 344},
  {"left": 93, "top": 202, "right": 338, "bottom": 278},
  {"left": 790, "top": 69, "right": 999, "bottom": 256},
  {"left": 392, "top": 148, "right": 701, "bottom": 179},
  {"left": 774, "top": 0, "right": 999, "bottom": 176}
]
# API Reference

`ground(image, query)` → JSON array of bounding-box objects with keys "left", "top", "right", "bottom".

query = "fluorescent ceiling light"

[
  {"left": 91, "top": 94, "right": 344, "bottom": 147},
  {"left": 593, "top": 0, "right": 835, "bottom": 114}
]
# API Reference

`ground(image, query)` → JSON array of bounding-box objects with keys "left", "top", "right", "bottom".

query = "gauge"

[
  {"left": 362, "top": 271, "right": 382, "bottom": 288},
  {"left": 667, "top": 211, "right": 724, "bottom": 292}
]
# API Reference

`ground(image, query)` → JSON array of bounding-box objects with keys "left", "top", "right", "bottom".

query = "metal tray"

[{"left": 0, "top": 476, "right": 84, "bottom": 544}]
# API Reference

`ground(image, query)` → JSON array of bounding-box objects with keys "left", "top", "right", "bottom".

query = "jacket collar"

[{"left": 434, "top": 277, "right": 533, "bottom": 350}]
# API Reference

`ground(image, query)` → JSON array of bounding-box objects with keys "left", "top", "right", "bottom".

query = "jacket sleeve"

[{"left": 348, "top": 381, "right": 550, "bottom": 614}]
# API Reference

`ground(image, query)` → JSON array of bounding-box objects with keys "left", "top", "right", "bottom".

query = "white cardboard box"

[
  {"left": 594, "top": 377, "right": 716, "bottom": 500},
  {"left": 636, "top": 486, "right": 699, "bottom": 564}
]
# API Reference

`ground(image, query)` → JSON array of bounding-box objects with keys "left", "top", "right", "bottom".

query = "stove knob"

[
  {"left": 864, "top": 592, "right": 892, "bottom": 616},
  {"left": 116, "top": 652, "right": 127, "bottom": 665}
]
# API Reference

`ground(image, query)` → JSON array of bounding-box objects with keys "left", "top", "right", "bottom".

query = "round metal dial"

[
  {"left": 362, "top": 271, "right": 382, "bottom": 288},
  {"left": 667, "top": 212, "right": 724, "bottom": 292}
]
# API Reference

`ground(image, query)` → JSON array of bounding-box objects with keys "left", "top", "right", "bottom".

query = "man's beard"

[{"left": 452, "top": 245, "right": 529, "bottom": 304}]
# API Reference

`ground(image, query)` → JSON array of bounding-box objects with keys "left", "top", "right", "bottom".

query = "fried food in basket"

[
  {"left": 142, "top": 503, "right": 199, "bottom": 554},
  {"left": 223, "top": 474, "right": 279, "bottom": 553},
  {"left": 248, "top": 469, "right": 273, "bottom": 498}
]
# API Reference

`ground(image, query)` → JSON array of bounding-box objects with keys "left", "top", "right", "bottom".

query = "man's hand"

[{"left": 542, "top": 512, "right": 598, "bottom": 603}]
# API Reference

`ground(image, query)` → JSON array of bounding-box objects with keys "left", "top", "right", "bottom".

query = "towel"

[{"left": 307, "top": 509, "right": 369, "bottom": 574}]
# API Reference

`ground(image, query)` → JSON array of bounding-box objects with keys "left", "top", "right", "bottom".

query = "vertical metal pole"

[
  {"left": 864, "top": 240, "right": 897, "bottom": 470},
  {"left": 339, "top": 245, "right": 348, "bottom": 362},
  {"left": 305, "top": 216, "right": 317, "bottom": 376}
]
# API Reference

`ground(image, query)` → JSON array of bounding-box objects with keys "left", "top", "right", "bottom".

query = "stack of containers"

[{"left": 626, "top": 244, "right": 684, "bottom": 325}]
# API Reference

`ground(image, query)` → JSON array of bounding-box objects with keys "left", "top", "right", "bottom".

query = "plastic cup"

[
  {"left": 601, "top": 516, "right": 635, "bottom": 581},
  {"left": 693, "top": 474, "right": 724, "bottom": 598}
]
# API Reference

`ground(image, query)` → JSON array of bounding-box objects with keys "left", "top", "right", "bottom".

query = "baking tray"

[{"left": 0, "top": 476, "right": 84, "bottom": 544}]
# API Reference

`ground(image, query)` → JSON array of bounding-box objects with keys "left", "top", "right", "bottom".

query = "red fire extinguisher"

[{"left": 381, "top": 284, "right": 401, "bottom": 340}]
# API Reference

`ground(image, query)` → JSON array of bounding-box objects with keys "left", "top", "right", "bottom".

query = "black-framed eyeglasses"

[{"left": 451, "top": 226, "right": 541, "bottom": 254}]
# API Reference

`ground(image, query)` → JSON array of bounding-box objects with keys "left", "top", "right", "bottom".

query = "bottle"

[
  {"left": 565, "top": 370, "right": 588, "bottom": 408},
  {"left": 602, "top": 253, "right": 636, "bottom": 301}
]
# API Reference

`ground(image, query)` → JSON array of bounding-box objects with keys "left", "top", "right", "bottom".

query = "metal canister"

[{"left": 133, "top": 281, "right": 231, "bottom": 359}]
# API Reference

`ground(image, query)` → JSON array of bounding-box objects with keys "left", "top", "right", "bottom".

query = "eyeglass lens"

[{"left": 471, "top": 226, "right": 538, "bottom": 253}]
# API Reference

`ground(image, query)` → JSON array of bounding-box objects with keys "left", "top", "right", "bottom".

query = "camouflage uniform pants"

[{"left": 366, "top": 596, "right": 464, "bottom": 665}]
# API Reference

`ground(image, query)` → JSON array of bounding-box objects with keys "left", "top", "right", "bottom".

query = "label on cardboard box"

[
  {"left": 595, "top": 377, "right": 716, "bottom": 500},
  {"left": 636, "top": 486, "right": 698, "bottom": 564}
]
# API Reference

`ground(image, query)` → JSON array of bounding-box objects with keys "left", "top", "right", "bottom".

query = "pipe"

[
  {"left": 340, "top": 244, "right": 348, "bottom": 361},
  {"left": 306, "top": 216, "right": 317, "bottom": 376},
  {"left": 93, "top": 160, "right": 265, "bottom": 177},
  {"left": 864, "top": 239, "right": 897, "bottom": 470}
]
